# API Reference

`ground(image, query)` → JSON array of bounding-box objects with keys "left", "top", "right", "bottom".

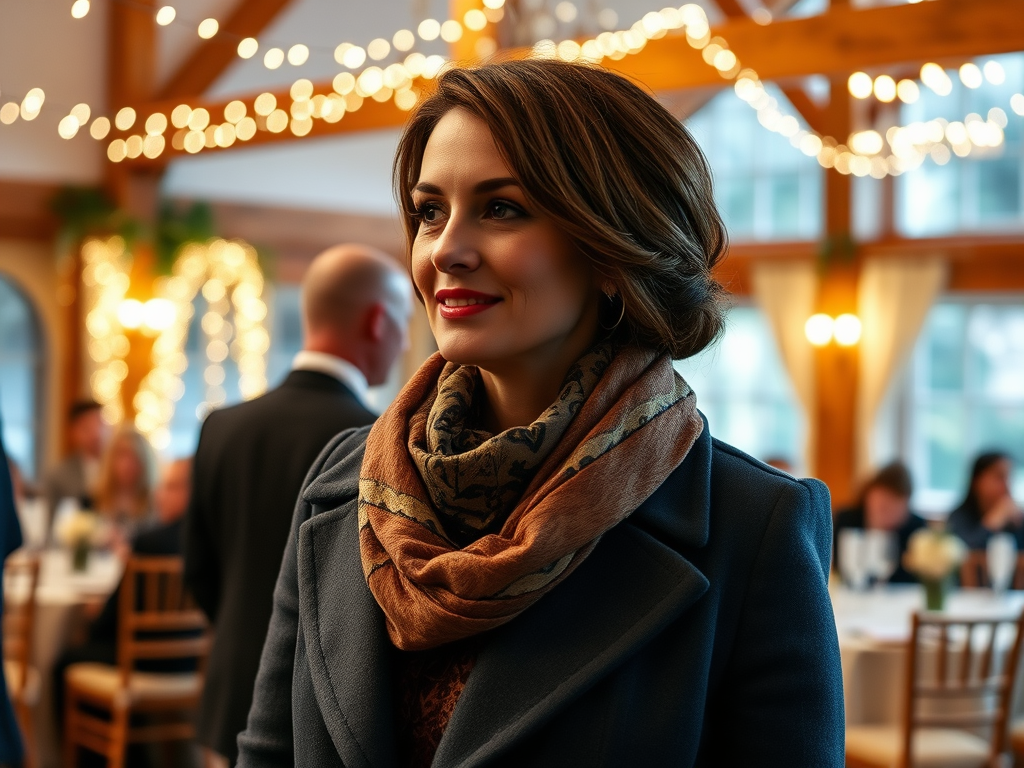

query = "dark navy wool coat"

[{"left": 237, "top": 416, "right": 845, "bottom": 767}]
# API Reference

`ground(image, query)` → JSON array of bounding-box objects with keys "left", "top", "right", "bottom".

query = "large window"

[
  {"left": 896, "top": 53, "right": 1024, "bottom": 236},
  {"left": 876, "top": 297, "right": 1024, "bottom": 514},
  {"left": 686, "top": 86, "right": 824, "bottom": 242},
  {"left": 0, "top": 275, "right": 44, "bottom": 479},
  {"left": 674, "top": 305, "right": 805, "bottom": 470}
]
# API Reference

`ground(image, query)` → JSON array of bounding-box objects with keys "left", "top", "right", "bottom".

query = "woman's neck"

[{"left": 475, "top": 335, "right": 600, "bottom": 433}]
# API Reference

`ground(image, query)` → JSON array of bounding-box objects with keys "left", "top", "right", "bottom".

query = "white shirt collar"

[{"left": 291, "top": 351, "right": 369, "bottom": 407}]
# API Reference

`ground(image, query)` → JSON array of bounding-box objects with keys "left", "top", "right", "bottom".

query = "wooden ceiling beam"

[
  {"left": 118, "top": 0, "right": 1024, "bottom": 166},
  {"left": 157, "top": 0, "right": 297, "bottom": 101}
]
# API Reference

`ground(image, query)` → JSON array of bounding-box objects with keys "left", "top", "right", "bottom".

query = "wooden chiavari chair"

[
  {"left": 846, "top": 608, "right": 1024, "bottom": 768},
  {"left": 62, "top": 555, "right": 211, "bottom": 768}
]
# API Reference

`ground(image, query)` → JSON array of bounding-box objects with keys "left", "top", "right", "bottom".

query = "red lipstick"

[{"left": 435, "top": 288, "right": 501, "bottom": 319}]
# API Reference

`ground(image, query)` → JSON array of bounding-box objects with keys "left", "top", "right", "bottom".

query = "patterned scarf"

[{"left": 358, "top": 344, "right": 703, "bottom": 651}]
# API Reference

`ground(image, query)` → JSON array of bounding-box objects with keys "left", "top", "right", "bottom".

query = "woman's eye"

[
  {"left": 488, "top": 201, "right": 520, "bottom": 220},
  {"left": 415, "top": 203, "right": 443, "bottom": 224}
]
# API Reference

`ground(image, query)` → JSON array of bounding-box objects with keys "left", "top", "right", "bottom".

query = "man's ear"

[{"left": 366, "top": 303, "right": 387, "bottom": 343}]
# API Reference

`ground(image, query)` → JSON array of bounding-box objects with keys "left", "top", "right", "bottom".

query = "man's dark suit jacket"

[
  {"left": 184, "top": 369, "right": 376, "bottom": 762},
  {"left": 237, "top": 419, "right": 845, "bottom": 767}
]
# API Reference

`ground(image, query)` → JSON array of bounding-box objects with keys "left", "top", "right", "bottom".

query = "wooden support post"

[{"left": 811, "top": 76, "right": 858, "bottom": 506}]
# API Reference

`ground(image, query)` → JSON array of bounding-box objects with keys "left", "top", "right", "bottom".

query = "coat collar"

[{"left": 297, "top": 416, "right": 713, "bottom": 768}]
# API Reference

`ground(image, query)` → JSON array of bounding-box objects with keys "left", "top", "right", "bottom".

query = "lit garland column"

[
  {"left": 81, "top": 237, "right": 133, "bottom": 425},
  {"left": 134, "top": 239, "right": 268, "bottom": 450}
]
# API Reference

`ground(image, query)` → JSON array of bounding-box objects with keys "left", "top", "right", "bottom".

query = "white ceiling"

[{"left": 0, "top": 0, "right": 726, "bottom": 213}]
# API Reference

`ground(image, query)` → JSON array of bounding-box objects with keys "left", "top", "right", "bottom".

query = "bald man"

[{"left": 184, "top": 245, "right": 412, "bottom": 765}]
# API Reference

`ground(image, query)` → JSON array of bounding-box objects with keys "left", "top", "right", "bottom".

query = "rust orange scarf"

[{"left": 358, "top": 344, "right": 702, "bottom": 651}]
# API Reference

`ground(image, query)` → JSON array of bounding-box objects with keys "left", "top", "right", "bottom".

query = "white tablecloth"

[{"left": 832, "top": 584, "right": 1024, "bottom": 726}]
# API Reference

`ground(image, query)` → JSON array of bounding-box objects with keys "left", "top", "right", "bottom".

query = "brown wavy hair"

[{"left": 393, "top": 58, "right": 728, "bottom": 359}]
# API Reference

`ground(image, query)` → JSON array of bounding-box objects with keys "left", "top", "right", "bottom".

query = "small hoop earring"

[{"left": 600, "top": 293, "right": 626, "bottom": 332}]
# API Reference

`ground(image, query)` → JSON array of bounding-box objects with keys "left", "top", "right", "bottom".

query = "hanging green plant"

[
  {"left": 50, "top": 187, "right": 141, "bottom": 255},
  {"left": 155, "top": 200, "right": 216, "bottom": 274}
]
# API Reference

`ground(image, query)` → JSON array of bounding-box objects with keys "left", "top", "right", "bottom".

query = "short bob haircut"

[{"left": 393, "top": 58, "right": 728, "bottom": 360}]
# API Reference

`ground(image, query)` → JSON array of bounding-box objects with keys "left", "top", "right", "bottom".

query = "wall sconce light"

[
  {"left": 117, "top": 298, "right": 177, "bottom": 333},
  {"left": 805, "top": 312, "right": 862, "bottom": 347}
]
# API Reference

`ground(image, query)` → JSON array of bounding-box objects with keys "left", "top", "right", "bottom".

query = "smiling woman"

[{"left": 238, "top": 60, "right": 844, "bottom": 768}]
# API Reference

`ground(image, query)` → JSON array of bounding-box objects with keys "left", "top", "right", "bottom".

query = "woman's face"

[
  {"left": 974, "top": 458, "right": 1013, "bottom": 512},
  {"left": 111, "top": 437, "right": 143, "bottom": 488},
  {"left": 410, "top": 108, "right": 603, "bottom": 373}
]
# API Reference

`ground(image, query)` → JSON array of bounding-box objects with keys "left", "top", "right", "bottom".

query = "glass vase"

[
  {"left": 923, "top": 577, "right": 948, "bottom": 611},
  {"left": 72, "top": 539, "right": 90, "bottom": 572}
]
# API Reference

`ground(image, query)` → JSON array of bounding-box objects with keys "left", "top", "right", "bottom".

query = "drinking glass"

[
  {"left": 986, "top": 533, "right": 1017, "bottom": 594},
  {"left": 864, "top": 529, "right": 899, "bottom": 588},
  {"left": 838, "top": 529, "right": 868, "bottom": 591}
]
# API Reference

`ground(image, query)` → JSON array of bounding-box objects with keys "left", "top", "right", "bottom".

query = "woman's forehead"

[{"left": 417, "top": 109, "right": 510, "bottom": 187}]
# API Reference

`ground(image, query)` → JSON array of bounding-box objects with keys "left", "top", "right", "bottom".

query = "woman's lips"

[{"left": 435, "top": 288, "right": 501, "bottom": 319}]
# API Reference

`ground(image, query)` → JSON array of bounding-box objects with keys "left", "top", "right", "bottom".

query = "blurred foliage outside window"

[{"left": 876, "top": 298, "right": 1024, "bottom": 515}]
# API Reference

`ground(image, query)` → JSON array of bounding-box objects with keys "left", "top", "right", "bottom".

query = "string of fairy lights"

[{"left": 1, "top": 0, "right": 1022, "bottom": 179}]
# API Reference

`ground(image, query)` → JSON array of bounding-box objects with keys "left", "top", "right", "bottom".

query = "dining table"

[{"left": 831, "top": 581, "right": 1024, "bottom": 728}]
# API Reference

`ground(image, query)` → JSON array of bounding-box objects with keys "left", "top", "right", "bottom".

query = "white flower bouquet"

[
  {"left": 55, "top": 509, "right": 101, "bottom": 571},
  {"left": 903, "top": 527, "right": 967, "bottom": 610}
]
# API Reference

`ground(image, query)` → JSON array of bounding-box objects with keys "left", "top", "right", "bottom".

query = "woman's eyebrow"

[{"left": 412, "top": 177, "right": 520, "bottom": 196}]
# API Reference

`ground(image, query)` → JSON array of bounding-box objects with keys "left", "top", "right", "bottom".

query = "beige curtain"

[
  {"left": 750, "top": 260, "right": 819, "bottom": 472},
  {"left": 856, "top": 258, "right": 947, "bottom": 478}
]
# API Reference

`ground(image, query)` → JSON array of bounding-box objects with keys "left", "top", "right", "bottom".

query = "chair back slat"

[
  {"left": 902, "top": 607, "right": 1024, "bottom": 768},
  {"left": 116, "top": 555, "right": 210, "bottom": 684},
  {"left": 2, "top": 552, "right": 40, "bottom": 695}
]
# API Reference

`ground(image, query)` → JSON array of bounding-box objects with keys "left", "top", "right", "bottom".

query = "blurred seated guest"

[
  {"left": 1, "top": 417, "right": 26, "bottom": 766},
  {"left": 42, "top": 399, "right": 108, "bottom": 523},
  {"left": 833, "top": 461, "right": 926, "bottom": 584},
  {"left": 53, "top": 458, "right": 193, "bottom": 732},
  {"left": 947, "top": 451, "right": 1022, "bottom": 550},
  {"left": 93, "top": 425, "right": 156, "bottom": 542}
]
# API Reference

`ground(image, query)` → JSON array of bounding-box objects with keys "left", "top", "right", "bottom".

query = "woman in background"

[
  {"left": 238, "top": 59, "right": 843, "bottom": 767},
  {"left": 93, "top": 426, "right": 155, "bottom": 541},
  {"left": 833, "top": 461, "right": 926, "bottom": 583},
  {"left": 947, "top": 451, "right": 1022, "bottom": 549}
]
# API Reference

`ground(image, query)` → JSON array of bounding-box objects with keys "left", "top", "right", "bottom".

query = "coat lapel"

[
  {"left": 433, "top": 419, "right": 714, "bottom": 768},
  {"left": 296, "top": 439, "right": 396, "bottom": 768}
]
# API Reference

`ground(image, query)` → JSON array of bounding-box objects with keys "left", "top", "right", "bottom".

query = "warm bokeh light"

[
  {"left": 850, "top": 129, "right": 883, "bottom": 156},
  {"left": 117, "top": 299, "right": 145, "bottom": 329},
  {"left": 264, "top": 48, "right": 284, "bottom": 69},
  {"left": 187, "top": 107, "right": 210, "bottom": 131},
  {"left": 287, "top": 44, "right": 309, "bottom": 66},
  {"left": 896, "top": 79, "right": 920, "bottom": 103},
  {"left": 198, "top": 18, "right": 219, "bottom": 39},
  {"left": 393, "top": 29, "right": 415, "bottom": 51},
  {"left": 115, "top": 107, "right": 136, "bottom": 131},
  {"left": 983, "top": 60, "right": 1006, "bottom": 85},
  {"left": 71, "top": 0, "right": 90, "bottom": 19},
  {"left": 0, "top": 103, "right": 19, "bottom": 125},
  {"left": 145, "top": 113, "right": 168, "bottom": 135},
  {"left": 155, "top": 6, "right": 175, "bottom": 25},
  {"left": 418, "top": 19, "right": 441, "bottom": 41},
  {"left": 805, "top": 314, "right": 834, "bottom": 347},
  {"left": 71, "top": 103, "right": 91, "bottom": 124},
  {"left": 958, "top": 63, "right": 983, "bottom": 89},
  {"left": 224, "top": 100, "right": 246, "bottom": 124},
  {"left": 440, "top": 20, "right": 463, "bottom": 43},
  {"left": 464, "top": 9, "right": 487, "bottom": 31},
  {"left": 848, "top": 72, "right": 873, "bottom": 99},
  {"left": 254, "top": 93, "right": 276, "bottom": 115},
  {"left": 238, "top": 37, "right": 258, "bottom": 59},
  {"left": 833, "top": 314, "right": 862, "bottom": 347},
  {"left": 58, "top": 115, "right": 80, "bottom": 139},
  {"left": 90, "top": 116, "right": 110, "bottom": 139},
  {"left": 367, "top": 38, "right": 391, "bottom": 60},
  {"left": 873, "top": 75, "right": 896, "bottom": 102}
]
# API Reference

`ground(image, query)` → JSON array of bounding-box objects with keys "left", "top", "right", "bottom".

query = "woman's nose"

[{"left": 430, "top": 214, "right": 481, "bottom": 274}]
